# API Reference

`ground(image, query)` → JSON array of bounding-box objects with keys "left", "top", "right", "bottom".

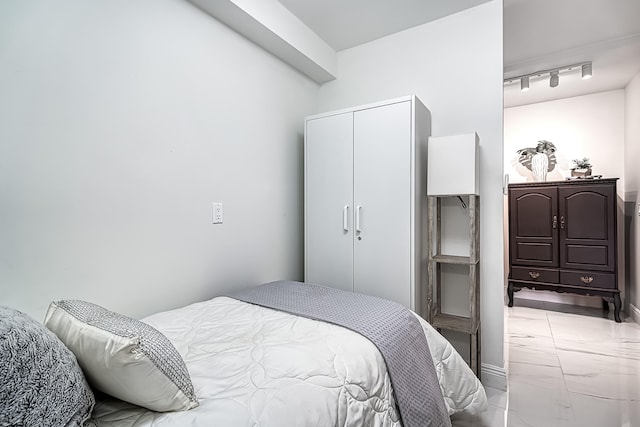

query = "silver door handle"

[
  {"left": 343, "top": 205, "right": 349, "bottom": 231},
  {"left": 356, "top": 205, "right": 362, "bottom": 232}
]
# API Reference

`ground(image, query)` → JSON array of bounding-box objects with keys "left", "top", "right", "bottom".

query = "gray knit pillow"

[
  {"left": 44, "top": 300, "right": 198, "bottom": 412},
  {"left": 0, "top": 306, "right": 95, "bottom": 427}
]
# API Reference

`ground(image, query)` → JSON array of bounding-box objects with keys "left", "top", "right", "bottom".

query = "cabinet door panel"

[
  {"left": 564, "top": 192, "right": 609, "bottom": 240},
  {"left": 565, "top": 244, "right": 609, "bottom": 267},
  {"left": 509, "top": 187, "right": 558, "bottom": 267},
  {"left": 304, "top": 113, "right": 354, "bottom": 291},
  {"left": 352, "top": 101, "right": 411, "bottom": 306},
  {"left": 559, "top": 184, "right": 615, "bottom": 271},
  {"left": 514, "top": 242, "right": 555, "bottom": 264}
]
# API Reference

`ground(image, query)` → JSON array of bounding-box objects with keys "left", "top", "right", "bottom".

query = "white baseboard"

[
  {"left": 630, "top": 304, "right": 640, "bottom": 324},
  {"left": 481, "top": 363, "right": 507, "bottom": 391}
]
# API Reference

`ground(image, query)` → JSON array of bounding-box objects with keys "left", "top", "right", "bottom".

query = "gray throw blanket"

[{"left": 229, "top": 281, "right": 451, "bottom": 427}]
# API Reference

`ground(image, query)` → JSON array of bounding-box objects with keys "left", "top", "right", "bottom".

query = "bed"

[
  {"left": 1, "top": 281, "right": 486, "bottom": 427},
  {"left": 88, "top": 281, "right": 487, "bottom": 427}
]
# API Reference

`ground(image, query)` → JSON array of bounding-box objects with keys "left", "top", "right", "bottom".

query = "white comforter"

[{"left": 92, "top": 297, "right": 486, "bottom": 426}]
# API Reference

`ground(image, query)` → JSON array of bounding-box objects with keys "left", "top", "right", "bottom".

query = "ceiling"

[
  {"left": 278, "top": 0, "right": 640, "bottom": 108},
  {"left": 278, "top": 0, "right": 492, "bottom": 51},
  {"left": 503, "top": 0, "right": 640, "bottom": 107}
]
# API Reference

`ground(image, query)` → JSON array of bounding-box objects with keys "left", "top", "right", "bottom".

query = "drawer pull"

[
  {"left": 529, "top": 271, "right": 540, "bottom": 279},
  {"left": 581, "top": 276, "right": 594, "bottom": 284}
]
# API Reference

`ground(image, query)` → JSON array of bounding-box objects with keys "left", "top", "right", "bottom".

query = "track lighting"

[
  {"left": 503, "top": 61, "right": 593, "bottom": 91},
  {"left": 582, "top": 63, "right": 592, "bottom": 79}
]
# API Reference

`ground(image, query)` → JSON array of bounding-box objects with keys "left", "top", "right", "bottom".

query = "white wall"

[
  {"left": 0, "top": 0, "right": 318, "bottom": 320},
  {"left": 317, "top": 1, "right": 505, "bottom": 384},
  {"left": 504, "top": 91, "right": 626, "bottom": 307},
  {"left": 504, "top": 91, "right": 625, "bottom": 185},
  {"left": 625, "top": 71, "right": 640, "bottom": 320}
]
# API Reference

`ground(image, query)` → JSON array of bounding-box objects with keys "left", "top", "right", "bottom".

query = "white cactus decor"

[{"left": 516, "top": 140, "right": 557, "bottom": 182}]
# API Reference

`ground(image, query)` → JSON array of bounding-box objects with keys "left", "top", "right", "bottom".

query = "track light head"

[
  {"left": 582, "top": 62, "right": 593, "bottom": 79},
  {"left": 550, "top": 71, "right": 559, "bottom": 88},
  {"left": 520, "top": 76, "right": 530, "bottom": 92}
]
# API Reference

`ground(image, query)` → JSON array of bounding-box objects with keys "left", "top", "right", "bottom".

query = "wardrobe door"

[
  {"left": 352, "top": 101, "right": 411, "bottom": 306},
  {"left": 304, "top": 112, "right": 354, "bottom": 291},
  {"left": 509, "top": 186, "right": 559, "bottom": 268},
  {"left": 559, "top": 183, "right": 616, "bottom": 271}
]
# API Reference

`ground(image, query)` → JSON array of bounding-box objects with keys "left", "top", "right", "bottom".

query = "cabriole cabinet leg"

[
  {"left": 613, "top": 293, "right": 621, "bottom": 323},
  {"left": 507, "top": 282, "right": 514, "bottom": 307}
]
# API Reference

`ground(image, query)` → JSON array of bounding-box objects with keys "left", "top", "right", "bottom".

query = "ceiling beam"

[{"left": 188, "top": 0, "right": 337, "bottom": 83}]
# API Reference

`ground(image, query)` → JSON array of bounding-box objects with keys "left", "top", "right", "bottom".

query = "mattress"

[{"left": 91, "top": 296, "right": 486, "bottom": 426}]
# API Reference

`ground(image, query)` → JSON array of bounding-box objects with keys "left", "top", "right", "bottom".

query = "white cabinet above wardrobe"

[{"left": 304, "top": 96, "right": 430, "bottom": 315}]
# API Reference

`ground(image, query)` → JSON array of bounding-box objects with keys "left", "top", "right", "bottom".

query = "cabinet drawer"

[
  {"left": 560, "top": 271, "right": 616, "bottom": 289},
  {"left": 511, "top": 266, "right": 559, "bottom": 283}
]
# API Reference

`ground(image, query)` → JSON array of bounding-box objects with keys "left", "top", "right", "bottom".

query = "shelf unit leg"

[{"left": 470, "top": 329, "right": 481, "bottom": 379}]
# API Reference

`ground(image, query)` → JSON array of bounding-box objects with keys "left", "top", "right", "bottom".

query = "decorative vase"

[{"left": 531, "top": 152, "right": 548, "bottom": 182}]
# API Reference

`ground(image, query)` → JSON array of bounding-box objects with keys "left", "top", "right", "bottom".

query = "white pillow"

[{"left": 44, "top": 300, "right": 198, "bottom": 412}]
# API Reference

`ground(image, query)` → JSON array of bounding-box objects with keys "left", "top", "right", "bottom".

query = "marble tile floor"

[{"left": 451, "top": 299, "right": 640, "bottom": 427}]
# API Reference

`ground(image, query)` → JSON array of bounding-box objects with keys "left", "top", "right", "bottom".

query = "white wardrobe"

[{"left": 304, "top": 96, "right": 430, "bottom": 314}]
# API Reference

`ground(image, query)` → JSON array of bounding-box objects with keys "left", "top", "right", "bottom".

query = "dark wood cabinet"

[{"left": 507, "top": 179, "right": 620, "bottom": 322}]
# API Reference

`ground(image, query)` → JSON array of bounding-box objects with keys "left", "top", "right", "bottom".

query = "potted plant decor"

[{"left": 571, "top": 157, "right": 592, "bottom": 178}]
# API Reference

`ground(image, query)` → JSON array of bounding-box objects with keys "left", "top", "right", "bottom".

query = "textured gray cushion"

[
  {"left": 44, "top": 300, "right": 198, "bottom": 412},
  {"left": 0, "top": 306, "right": 95, "bottom": 427}
]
